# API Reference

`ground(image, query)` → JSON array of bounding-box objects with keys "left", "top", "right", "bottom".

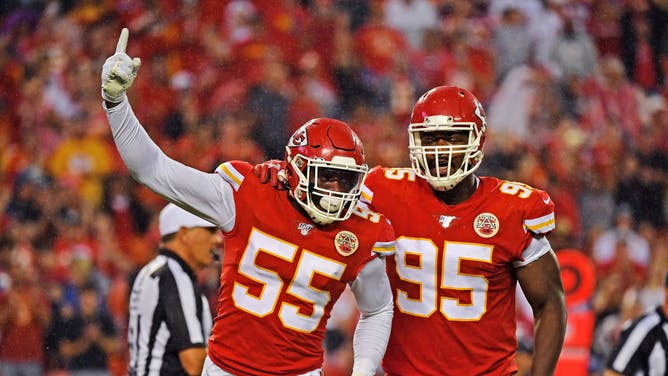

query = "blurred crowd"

[{"left": 0, "top": 0, "right": 667, "bottom": 375}]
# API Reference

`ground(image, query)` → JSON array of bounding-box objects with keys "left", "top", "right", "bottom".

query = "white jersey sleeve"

[
  {"left": 513, "top": 235, "right": 553, "bottom": 268},
  {"left": 349, "top": 257, "right": 393, "bottom": 376},
  {"left": 104, "top": 98, "right": 236, "bottom": 232}
]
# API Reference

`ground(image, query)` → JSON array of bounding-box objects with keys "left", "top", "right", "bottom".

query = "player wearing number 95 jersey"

[
  {"left": 100, "top": 28, "right": 396, "bottom": 376},
  {"left": 359, "top": 86, "right": 567, "bottom": 376}
]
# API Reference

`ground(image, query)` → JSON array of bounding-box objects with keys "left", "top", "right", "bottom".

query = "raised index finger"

[{"left": 115, "top": 28, "right": 129, "bottom": 54}]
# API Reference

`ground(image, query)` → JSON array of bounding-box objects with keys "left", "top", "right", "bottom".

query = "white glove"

[{"left": 101, "top": 28, "right": 141, "bottom": 103}]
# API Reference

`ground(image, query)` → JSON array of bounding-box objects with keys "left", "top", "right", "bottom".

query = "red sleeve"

[{"left": 524, "top": 188, "right": 556, "bottom": 235}]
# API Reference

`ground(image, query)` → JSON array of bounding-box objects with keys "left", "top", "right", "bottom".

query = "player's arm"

[
  {"left": 516, "top": 238, "right": 567, "bottom": 376},
  {"left": 349, "top": 257, "right": 394, "bottom": 376},
  {"left": 603, "top": 370, "right": 623, "bottom": 376},
  {"left": 100, "top": 28, "right": 234, "bottom": 231}
]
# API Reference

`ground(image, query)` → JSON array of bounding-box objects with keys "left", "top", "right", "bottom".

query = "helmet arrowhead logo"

[{"left": 288, "top": 126, "right": 308, "bottom": 147}]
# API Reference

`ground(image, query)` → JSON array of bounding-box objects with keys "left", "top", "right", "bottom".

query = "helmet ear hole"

[{"left": 294, "top": 156, "right": 306, "bottom": 170}]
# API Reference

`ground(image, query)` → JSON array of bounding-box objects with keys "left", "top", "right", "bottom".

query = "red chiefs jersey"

[
  {"left": 361, "top": 167, "right": 556, "bottom": 376},
  {"left": 208, "top": 161, "right": 395, "bottom": 376}
]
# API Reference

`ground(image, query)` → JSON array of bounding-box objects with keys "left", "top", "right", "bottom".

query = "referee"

[
  {"left": 605, "top": 271, "right": 668, "bottom": 376},
  {"left": 128, "top": 203, "right": 222, "bottom": 376}
]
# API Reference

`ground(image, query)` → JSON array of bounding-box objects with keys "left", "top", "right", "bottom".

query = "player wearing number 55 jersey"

[
  {"left": 360, "top": 86, "right": 567, "bottom": 376},
  {"left": 100, "top": 28, "right": 395, "bottom": 376},
  {"left": 209, "top": 161, "right": 395, "bottom": 375}
]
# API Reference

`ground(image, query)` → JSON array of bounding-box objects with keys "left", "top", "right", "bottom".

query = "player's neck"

[{"left": 433, "top": 175, "right": 477, "bottom": 205}]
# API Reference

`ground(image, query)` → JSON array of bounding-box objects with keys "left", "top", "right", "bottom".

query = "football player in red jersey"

[
  {"left": 101, "top": 28, "right": 395, "bottom": 376},
  {"left": 368, "top": 86, "right": 566, "bottom": 376},
  {"left": 257, "top": 86, "right": 567, "bottom": 375}
]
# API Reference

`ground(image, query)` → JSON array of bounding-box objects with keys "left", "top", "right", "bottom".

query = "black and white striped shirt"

[
  {"left": 607, "top": 306, "right": 668, "bottom": 376},
  {"left": 128, "top": 249, "right": 213, "bottom": 376}
]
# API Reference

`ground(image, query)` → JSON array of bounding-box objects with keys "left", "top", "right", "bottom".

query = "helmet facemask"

[
  {"left": 408, "top": 115, "right": 484, "bottom": 191},
  {"left": 287, "top": 153, "right": 368, "bottom": 225}
]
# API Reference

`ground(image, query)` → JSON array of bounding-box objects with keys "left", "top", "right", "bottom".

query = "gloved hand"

[
  {"left": 101, "top": 28, "right": 141, "bottom": 103},
  {"left": 253, "top": 160, "right": 288, "bottom": 189}
]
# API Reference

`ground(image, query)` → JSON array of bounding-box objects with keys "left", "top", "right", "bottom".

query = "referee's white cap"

[{"left": 159, "top": 203, "right": 216, "bottom": 236}]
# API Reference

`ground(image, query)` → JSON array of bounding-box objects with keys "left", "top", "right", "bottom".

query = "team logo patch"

[
  {"left": 473, "top": 213, "right": 499, "bottom": 238},
  {"left": 334, "top": 231, "right": 359, "bottom": 256},
  {"left": 298, "top": 223, "right": 315, "bottom": 236}
]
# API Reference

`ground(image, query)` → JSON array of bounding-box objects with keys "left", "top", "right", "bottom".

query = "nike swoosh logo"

[{"left": 543, "top": 197, "right": 551, "bottom": 204}]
